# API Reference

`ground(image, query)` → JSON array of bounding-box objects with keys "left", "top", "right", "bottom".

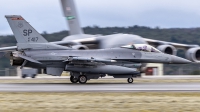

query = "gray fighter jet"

[
  {"left": 5, "top": 15, "right": 191, "bottom": 84},
  {"left": 1, "top": 0, "right": 199, "bottom": 62},
  {"left": 0, "top": 0, "right": 199, "bottom": 74}
]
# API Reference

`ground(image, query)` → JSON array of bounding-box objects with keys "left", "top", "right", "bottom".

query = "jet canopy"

[{"left": 121, "top": 44, "right": 162, "bottom": 53}]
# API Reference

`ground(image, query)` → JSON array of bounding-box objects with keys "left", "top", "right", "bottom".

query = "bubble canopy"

[{"left": 121, "top": 44, "right": 162, "bottom": 53}]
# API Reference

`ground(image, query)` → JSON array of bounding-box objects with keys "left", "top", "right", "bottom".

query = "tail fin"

[
  {"left": 5, "top": 15, "right": 48, "bottom": 43},
  {"left": 60, "top": 0, "right": 84, "bottom": 35},
  {"left": 5, "top": 15, "right": 69, "bottom": 50}
]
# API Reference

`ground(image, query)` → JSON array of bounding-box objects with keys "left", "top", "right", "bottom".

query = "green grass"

[{"left": 0, "top": 92, "right": 200, "bottom": 112}]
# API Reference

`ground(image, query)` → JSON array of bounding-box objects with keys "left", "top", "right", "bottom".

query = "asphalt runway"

[
  {"left": 1, "top": 75, "right": 200, "bottom": 80},
  {"left": 0, "top": 83, "right": 200, "bottom": 92}
]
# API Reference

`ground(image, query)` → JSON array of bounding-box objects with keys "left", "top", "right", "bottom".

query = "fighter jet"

[
  {"left": 5, "top": 15, "right": 191, "bottom": 84},
  {"left": 0, "top": 0, "right": 199, "bottom": 73},
  {"left": 1, "top": 0, "right": 200, "bottom": 60}
]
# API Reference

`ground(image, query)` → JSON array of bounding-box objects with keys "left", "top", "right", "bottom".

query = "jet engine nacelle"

[
  {"left": 71, "top": 45, "right": 89, "bottom": 50},
  {"left": 185, "top": 48, "right": 200, "bottom": 62},
  {"left": 157, "top": 45, "right": 177, "bottom": 55},
  {"left": 10, "top": 52, "right": 24, "bottom": 66}
]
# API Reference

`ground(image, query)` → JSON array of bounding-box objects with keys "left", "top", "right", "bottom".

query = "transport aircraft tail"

[{"left": 60, "top": 0, "right": 84, "bottom": 35}]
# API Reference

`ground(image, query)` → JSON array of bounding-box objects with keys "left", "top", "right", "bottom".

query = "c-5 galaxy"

[{"left": 5, "top": 15, "right": 191, "bottom": 84}]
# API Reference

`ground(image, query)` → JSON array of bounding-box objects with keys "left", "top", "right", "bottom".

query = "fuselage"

[{"left": 24, "top": 48, "right": 173, "bottom": 64}]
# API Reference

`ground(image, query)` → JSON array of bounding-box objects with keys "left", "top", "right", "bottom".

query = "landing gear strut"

[
  {"left": 127, "top": 78, "right": 133, "bottom": 83},
  {"left": 70, "top": 76, "right": 78, "bottom": 83},
  {"left": 78, "top": 75, "right": 87, "bottom": 84}
]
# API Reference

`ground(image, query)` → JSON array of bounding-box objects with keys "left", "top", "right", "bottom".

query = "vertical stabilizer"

[
  {"left": 5, "top": 15, "right": 69, "bottom": 50},
  {"left": 60, "top": 0, "right": 84, "bottom": 35},
  {"left": 5, "top": 15, "right": 48, "bottom": 43}
]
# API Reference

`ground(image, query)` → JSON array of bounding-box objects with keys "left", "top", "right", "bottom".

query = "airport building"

[{"left": 143, "top": 63, "right": 163, "bottom": 76}]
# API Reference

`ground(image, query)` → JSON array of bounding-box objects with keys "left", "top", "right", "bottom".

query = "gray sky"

[{"left": 1, "top": 0, "right": 200, "bottom": 35}]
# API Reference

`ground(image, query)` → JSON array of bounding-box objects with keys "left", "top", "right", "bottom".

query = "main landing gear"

[
  {"left": 70, "top": 72, "right": 134, "bottom": 84},
  {"left": 78, "top": 75, "right": 87, "bottom": 84},
  {"left": 70, "top": 75, "right": 88, "bottom": 84},
  {"left": 70, "top": 76, "right": 78, "bottom": 83},
  {"left": 127, "top": 78, "right": 133, "bottom": 83}
]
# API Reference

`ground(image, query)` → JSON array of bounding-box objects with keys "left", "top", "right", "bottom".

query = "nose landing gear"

[{"left": 127, "top": 78, "right": 133, "bottom": 83}]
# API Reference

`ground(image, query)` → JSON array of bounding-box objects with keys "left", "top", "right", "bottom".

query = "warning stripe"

[{"left": 11, "top": 17, "right": 24, "bottom": 20}]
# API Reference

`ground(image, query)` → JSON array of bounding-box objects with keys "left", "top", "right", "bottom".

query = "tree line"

[{"left": 0, "top": 25, "right": 200, "bottom": 75}]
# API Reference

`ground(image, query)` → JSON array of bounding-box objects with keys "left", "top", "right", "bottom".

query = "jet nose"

[{"left": 171, "top": 55, "right": 192, "bottom": 64}]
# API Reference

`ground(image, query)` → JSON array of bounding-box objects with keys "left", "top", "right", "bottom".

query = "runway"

[
  {"left": 1, "top": 75, "right": 200, "bottom": 80},
  {"left": 0, "top": 83, "right": 200, "bottom": 92}
]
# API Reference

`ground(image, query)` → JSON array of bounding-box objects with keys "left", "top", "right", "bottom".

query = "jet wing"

[
  {"left": 64, "top": 57, "right": 117, "bottom": 65},
  {"left": 18, "top": 54, "right": 42, "bottom": 64},
  {"left": 67, "top": 57, "right": 117, "bottom": 63},
  {"left": 144, "top": 38, "right": 199, "bottom": 49}
]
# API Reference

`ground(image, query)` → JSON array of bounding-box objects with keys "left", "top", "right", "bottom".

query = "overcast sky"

[{"left": 1, "top": 0, "right": 200, "bottom": 35}]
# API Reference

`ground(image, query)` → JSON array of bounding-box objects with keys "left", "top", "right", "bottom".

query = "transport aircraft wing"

[
  {"left": 144, "top": 38, "right": 199, "bottom": 50},
  {"left": 0, "top": 46, "right": 17, "bottom": 52}
]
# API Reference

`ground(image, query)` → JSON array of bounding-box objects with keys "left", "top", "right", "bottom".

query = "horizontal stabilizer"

[{"left": 18, "top": 54, "right": 42, "bottom": 64}]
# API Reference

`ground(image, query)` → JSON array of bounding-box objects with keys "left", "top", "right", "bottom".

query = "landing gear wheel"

[
  {"left": 70, "top": 76, "right": 78, "bottom": 83},
  {"left": 31, "top": 74, "right": 36, "bottom": 78},
  {"left": 127, "top": 78, "right": 133, "bottom": 83},
  {"left": 78, "top": 75, "right": 87, "bottom": 84},
  {"left": 22, "top": 74, "right": 27, "bottom": 78}
]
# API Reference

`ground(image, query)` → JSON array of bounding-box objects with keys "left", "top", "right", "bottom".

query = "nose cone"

[{"left": 171, "top": 55, "right": 191, "bottom": 64}]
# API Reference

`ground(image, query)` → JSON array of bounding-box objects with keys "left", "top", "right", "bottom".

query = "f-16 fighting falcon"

[
  {"left": 0, "top": 0, "right": 199, "bottom": 74},
  {"left": 5, "top": 15, "right": 191, "bottom": 84}
]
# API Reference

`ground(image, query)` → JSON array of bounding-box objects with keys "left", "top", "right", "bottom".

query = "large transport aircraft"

[
  {"left": 5, "top": 15, "right": 191, "bottom": 83},
  {"left": 59, "top": 0, "right": 200, "bottom": 64},
  {"left": 0, "top": 0, "right": 199, "bottom": 73}
]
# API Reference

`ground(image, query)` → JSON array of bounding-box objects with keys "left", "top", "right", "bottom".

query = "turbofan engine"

[
  {"left": 185, "top": 48, "right": 200, "bottom": 62},
  {"left": 10, "top": 51, "right": 24, "bottom": 66},
  {"left": 71, "top": 45, "right": 89, "bottom": 50},
  {"left": 157, "top": 45, "right": 177, "bottom": 55}
]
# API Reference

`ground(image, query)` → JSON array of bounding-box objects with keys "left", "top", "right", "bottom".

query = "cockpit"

[{"left": 121, "top": 44, "right": 162, "bottom": 53}]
